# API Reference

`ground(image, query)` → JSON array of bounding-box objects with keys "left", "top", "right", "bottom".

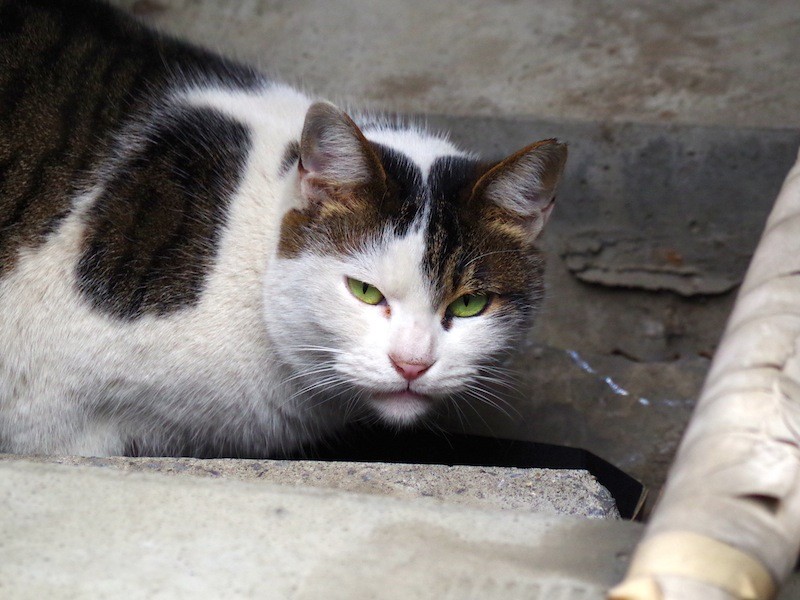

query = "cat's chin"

[{"left": 368, "top": 390, "right": 435, "bottom": 425}]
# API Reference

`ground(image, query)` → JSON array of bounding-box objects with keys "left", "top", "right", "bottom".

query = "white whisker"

[
  {"left": 282, "top": 364, "right": 339, "bottom": 384},
  {"left": 286, "top": 375, "right": 345, "bottom": 406},
  {"left": 462, "top": 249, "right": 521, "bottom": 268},
  {"left": 463, "top": 382, "right": 520, "bottom": 420},
  {"left": 470, "top": 373, "right": 522, "bottom": 395},
  {"left": 293, "top": 345, "right": 348, "bottom": 356},
  {"left": 456, "top": 393, "right": 498, "bottom": 436}
]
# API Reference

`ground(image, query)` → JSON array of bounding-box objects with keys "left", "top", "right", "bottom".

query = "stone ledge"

[
  {"left": 0, "top": 454, "right": 619, "bottom": 519},
  {"left": 0, "top": 460, "right": 638, "bottom": 599},
  {"left": 3, "top": 459, "right": 799, "bottom": 598}
]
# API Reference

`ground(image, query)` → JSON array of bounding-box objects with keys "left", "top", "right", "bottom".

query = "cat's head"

[{"left": 265, "top": 101, "right": 567, "bottom": 426}]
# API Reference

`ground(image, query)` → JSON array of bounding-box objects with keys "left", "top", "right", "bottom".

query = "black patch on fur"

[
  {"left": 0, "top": 2, "right": 25, "bottom": 36},
  {"left": 278, "top": 140, "right": 300, "bottom": 176},
  {"left": 276, "top": 142, "right": 427, "bottom": 259},
  {"left": 423, "top": 154, "right": 545, "bottom": 322},
  {"left": 78, "top": 106, "right": 250, "bottom": 319},
  {"left": 424, "top": 156, "right": 485, "bottom": 298},
  {"left": 0, "top": 0, "right": 262, "bottom": 277},
  {"left": 369, "top": 142, "right": 425, "bottom": 235}
]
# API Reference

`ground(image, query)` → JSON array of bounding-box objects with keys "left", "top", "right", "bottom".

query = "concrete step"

[
  {"left": 0, "top": 454, "right": 621, "bottom": 519},
  {"left": 3, "top": 458, "right": 799, "bottom": 598},
  {"left": 1, "top": 458, "right": 634, "bottom": 599}
]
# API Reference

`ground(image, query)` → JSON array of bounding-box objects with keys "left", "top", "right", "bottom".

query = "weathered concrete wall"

[
  {"left": 114, "top": 0, "right": 800, "bottom": 129},
  {"left": 433, "top": 116, "right": 800, "bottom": 360},
  {"left": 430, "top": 117, "right": 800, "bottom": 492},
  {"left": 4, "top": 458, "right": 799, "bottom": 597}
]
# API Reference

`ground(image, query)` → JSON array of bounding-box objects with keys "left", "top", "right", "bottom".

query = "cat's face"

[{"left": 265, "top": 102, "right": 567, "bottom": 425}]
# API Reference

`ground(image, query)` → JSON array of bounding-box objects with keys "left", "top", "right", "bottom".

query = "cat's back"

[
  {"left": 0, "top": 0, "right": 562, "bottom": 458},
  {"left": 0, "top": 0, "right": 288, "bottom": 318},
  {"left": 0, "top": 1, "right": 318, "bottom": 455},
  {"left": 0, "top": 0, "right": 145, "bottom": 260},
  {"left": 0, "top": 0, "right": 264, "bottom": 273}
]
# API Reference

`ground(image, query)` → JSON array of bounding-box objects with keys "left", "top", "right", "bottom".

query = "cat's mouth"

[
  {"left": 368, "top": 388, "right": 435, "bottom": 425},
  {"left": 374, "top": 389, "right": 430, "bottom": 402}
]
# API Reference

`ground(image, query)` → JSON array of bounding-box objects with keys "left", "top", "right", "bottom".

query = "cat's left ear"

[
  {"left": 472, "top": 139, "right": 568, "bottom": 241},
  {"left": 297, "top": 101, "right": 386, "bottom": 206}
]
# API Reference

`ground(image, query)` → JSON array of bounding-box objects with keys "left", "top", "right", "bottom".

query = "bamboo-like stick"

[{"left": 609, "top": 146, "right": 800, "bottom": 600}]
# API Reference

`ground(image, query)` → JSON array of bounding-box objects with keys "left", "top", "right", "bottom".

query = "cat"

[{"left": 0, "top": 0, "right": 567, "bottom": 457}]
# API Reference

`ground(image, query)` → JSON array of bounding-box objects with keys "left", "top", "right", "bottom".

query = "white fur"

[
  {"left": 0, "top": 83, "right": 509, "bottom": 456},
  {"left": 263, "top": 218, "right": 515, "bottom": 427},
  {"left": 360, "top": 125, "right": 468, "bottom": 180}
]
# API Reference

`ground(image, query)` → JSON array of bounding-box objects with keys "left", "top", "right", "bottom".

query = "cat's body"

[{"left": 0, "top": 0, "right": 567, "bottom": 457}]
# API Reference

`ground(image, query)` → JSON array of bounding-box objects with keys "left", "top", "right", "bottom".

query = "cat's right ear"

[
  {"left": 297, "top": 102, "right": 386, "bottom": 206},
  {"left": 470, "top": 139, "right": 568, "bottom": 242}
]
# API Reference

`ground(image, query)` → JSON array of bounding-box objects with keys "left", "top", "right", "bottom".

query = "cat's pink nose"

[{"left": 389, "top": 356, "right": 433, "bottom": 381}]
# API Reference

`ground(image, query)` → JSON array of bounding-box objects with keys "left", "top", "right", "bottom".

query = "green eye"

[
  {"left": 447, "top": 293, "right": 489, "bottom": 318},
  {"left": 347, "top": 277, "right": 384, "bottom": 305}
]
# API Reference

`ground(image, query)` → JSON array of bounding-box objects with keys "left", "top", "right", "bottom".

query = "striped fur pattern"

[{"left": 0, "top": 0, "right": 567, "bottom": 456}]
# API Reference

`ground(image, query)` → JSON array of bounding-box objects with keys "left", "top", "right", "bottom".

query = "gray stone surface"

[
  {"left": 428, "top": 116, "right": 799, "bottom": 495},
  {"left": 0, "top": 454, "right": 620, "bottom": 519},
  {"left": 448, "top": 118, "right": 799, "bottom": 297},
  {"left": 113, "top": 0, "right": 800, "bottom": 129},
  {"left": 0, "top": 460, "right": 639, "bottom": 599},
  {"left": 4, "top": 459, "right": 800, "bottom": 598}
]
